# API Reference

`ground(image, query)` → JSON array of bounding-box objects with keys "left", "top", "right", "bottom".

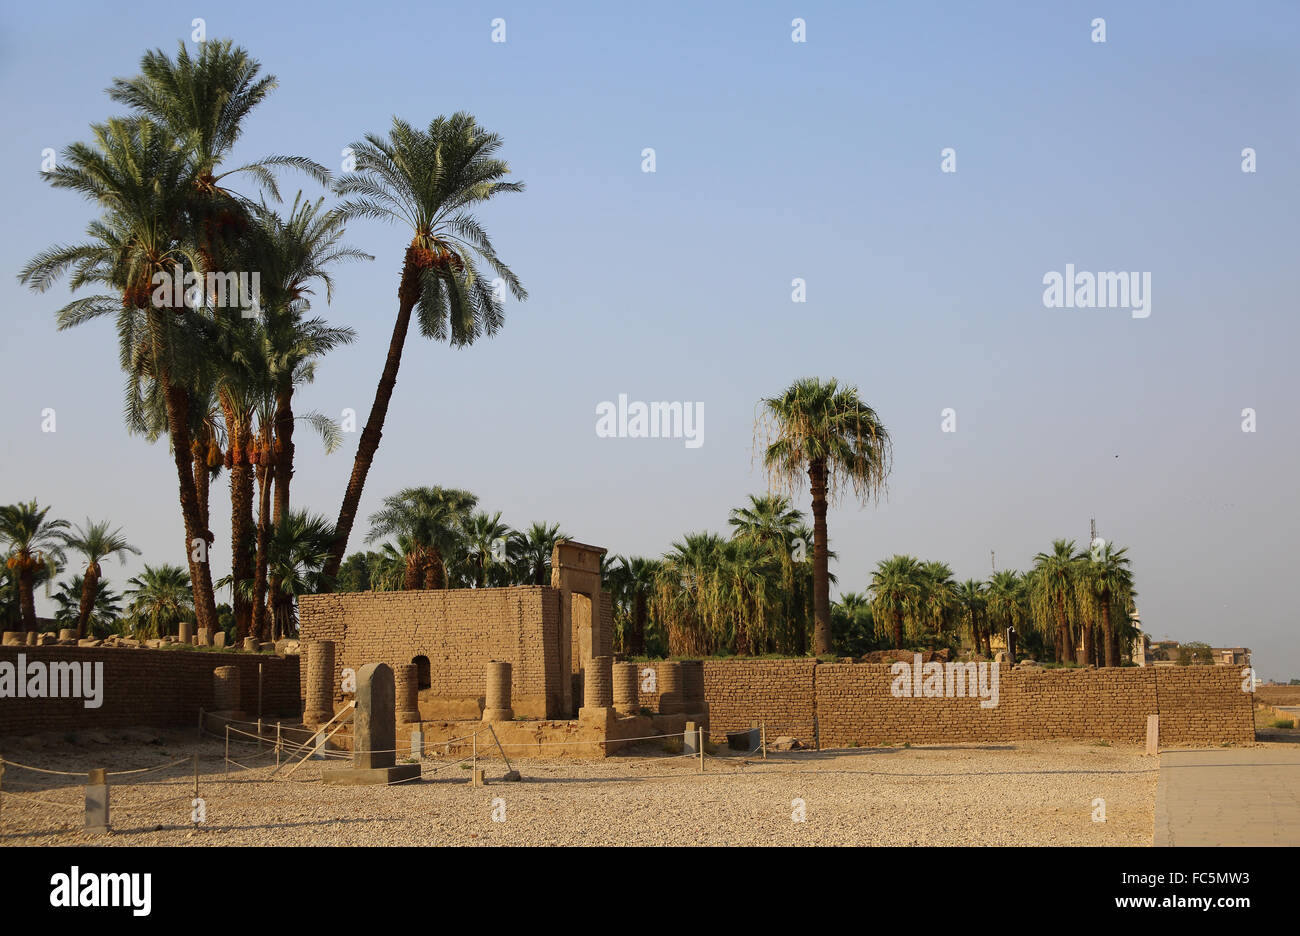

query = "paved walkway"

[{"left": 1154, "top": 746, "right": 1300, "bottom": 846}]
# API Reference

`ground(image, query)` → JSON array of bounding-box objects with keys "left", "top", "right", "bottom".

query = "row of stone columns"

[{"left": 298, "top": 640, "right": 707, "bottom": 727}]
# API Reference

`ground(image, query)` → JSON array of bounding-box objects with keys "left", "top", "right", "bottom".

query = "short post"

[
  {"left": 85, "top": 768, "right": 109, "bottom": 834},
  {"left": 698, "top": 727, "right": 705, "bottom": 773},
  {"left": 0, "top": 757, "right": 5, "bottom": 828},
  {"left": 761, "top": 721, "right": 767, "bottom": 760},
  {"left": 224, "top": 724, "right": 230, "bottom": 778},
  {"left": 198, "top": 706, "right": 204, "bottom": 740},
  {"left": 472, "top": 730, "right": 477, "bottom": 774},
  {"left": 1146, "top": 714, "right": 1160, "bottom": 756},
  {"left": 258, "top": 663, "right": 264, "bottom": 721},
  {"left": 276, "top": 722, "right": 282, "bottom": 767},
  {"left": 192, "top": 753, "right": 199, "bottom": 826}
]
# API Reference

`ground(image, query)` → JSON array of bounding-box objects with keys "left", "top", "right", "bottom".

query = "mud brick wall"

[
  {"left": 298, "top": 587, "right": 563, "bottom": 718},
  {"left": 671, "top": 660, "right": 1253, "bottom": 749},
  {"left": 0, "top": 646, "right": 300, "bottom": 736},
  {"left": 1154, "top": 666, "right": 1255, "bottom": 745}
]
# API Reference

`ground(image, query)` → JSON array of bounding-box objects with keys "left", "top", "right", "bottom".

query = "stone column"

[
  {"left": 584, "top": 655, "right": 613, "bottom": 709},
  {"left": 483, "top": 661, "right": 514, "bottom": 722},
  {"left": 353, "top": 663, "right": 396, "bottom": 770},
  {"left": 394, "top": 663, "right": 421, "bottom": 723},
  {"left": 612, "top": 662, "right": 639, "bottom": 715},
  {"left": 304, "top": 639, "right": 335, "bottom": 727},
  {"left": 681, "top": 660, "right": 705, "bottom": 714},
  {"left": 213, "top": 665, "right": 240, "bottom": 712},
  {"left": 179, "top": 620, "right": 194, "bottom": 644},
  {"left": 658, "top": 661, "right": 685, "bottom": 714},
  {"left": 242, "top": 636, "right": 259, "bottom": 651}
]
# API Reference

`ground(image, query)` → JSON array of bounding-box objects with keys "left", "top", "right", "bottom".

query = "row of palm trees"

[
  {"left": 21, "top": 38, "right": 526, "bottom": 642},
  {"left": 337, "top": 486, "right": 567, "bottom": 592},
  {"left": 856, "top": 541, "right": 1137, "bottom": 665}
]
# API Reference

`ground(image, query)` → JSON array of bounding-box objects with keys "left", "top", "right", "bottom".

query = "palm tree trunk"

[
  {"left": 193, "top": 444, "right": 210, "bottom": 539},
  {"left": 321, "top": 249, "right": 423, "bottom": 585},
  {"left": 1081, "top": 616, "right": 1095, "bottom": 667},
  {"left": 632, "top": 591, "right": 647, "bottom": 656},
  {"left": 892, "top": 607, "right": 905, "bottom": 650},
  {"left": 403, "top": 551, "right": 423, "bottom": 591},
  {"left": 76, "top": 565, "right": 100, "bottom": 639},
  {"left": 226, "top": 409, "right": 256, "bottom": 639},
  {"left": 807, "top": 459, "right": 832, "bottom": 656},
  {"left": 422, "top": 548, "right": 445, "bottom": 590},
  {"left": 160, "top": 377, "right": 218, "bottom": 636},
  {"left": 1101, "top": 589, "right": 1116, "bottom": 667},
  {"left": 18, "top": 565, "right": 37, "bottom": 632},
  {"left": 273, "top": 386, "right": 295, "bottom": 528},
  {"left": 251, "top": 454, "right": 273, "bottom": 641}
]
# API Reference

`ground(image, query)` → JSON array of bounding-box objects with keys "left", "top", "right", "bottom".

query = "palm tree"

[
  {"left": 608, "top": 555, "right": 660, "bottom": 655},
  {"left": 758, "top": 378, "right": 891, "bottom": 655},
  {"left": 510, "top": 522, "right": 569, "bottom": 586},
  {"left": 957, "top": 579, "right": 988, "bottom": 655},
  {"left": 19, "top": 116, "right": 221, "bottom": 635},
  {"left": 110, "top": 39, "right": 330, "bottom": 640},
  {"left": 832, "top": 591, "right": 875, "bottom": 656},
  {"left": 59, "top": 520, "right": 140, "bottom": 639},
  {"left": 321, "top": 113, "right": 528, "bottom": 583},
  {"left": 869, "top": 555, "right": 921, "bottom": 650},
  {"left": 0, "top": 502, "right": 69, "bottom": 633},
  {"left": 1078, "top": 543, "right": 1136, "bottom": 667},
  {"left": 729, "top": 494, "right": 810, "bottom": 654},
  {"left": 265, "top": 511, "right": 335, "bottom": 639},
  {"left": 985, "top": 569, "right": 1028, "bottom": 656},
  {"left": 918, "top": 560, "right": 959, "bottom": 639},
  {"left": 461, "top": 511, "right": 513, "bottom": 588},
  {"left": 1030, "top": 540, "right": 1084, "bottom": 664},
  {"left": 53, "top": 575, "right": 124, "bottom": 638},
  {"left": 366, "top": 487, "right": 478, "bottom": 589},
  {"left": 653, "top": 532, "right": 726, "bottom": 657},
  {"left": 125, "top": 564, "right": 194, "bottom": 639}
]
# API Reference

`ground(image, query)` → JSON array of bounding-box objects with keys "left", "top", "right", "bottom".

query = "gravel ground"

[{"left": 0, "top": 729, "right": 1157, "bottom": 846}]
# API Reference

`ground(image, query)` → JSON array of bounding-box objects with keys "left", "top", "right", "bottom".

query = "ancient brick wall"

[
  {"left": 629, "top": 659, "right": 1253, "bottom": 748},
  {"left": 298, "top": 587, "right": 564, "bottom": 718},
  {"left": 0, "top": 646, "right": 300, "bottom": 736}
]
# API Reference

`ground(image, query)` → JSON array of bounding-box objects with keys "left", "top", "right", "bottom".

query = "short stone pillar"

[
  {"left": 304, "top": 640, "right": 335, "bottom": 728},
  {"left": 179, "top": 620, "right": 194, "bottom": 644},
  {"left": 242, "top": 636, "right": 258, "bottom": 651},
  {"left": 1, "top": 631, "right": 23, "bottom": 646},
  {"left": 394, "top": 663, "right": 421, "bottom": 723},
  {"left": 85, "top": 768, "right": 109, "bottom": 834},
  {"left": 612, "top": 662, "right": 640, "bottom": 715},
  {"left": 58, "top": 628, "right": 76, "bottom": 642},
  {"left": 25, "top": 630, "right": 38, "bottom": 646},
  {"left": 213, "top": 631, "right": 226, "bottom": 648},
  {"left": 483, "top": 661, "right": 514, "bottom": 722},
  {"left": 1146, "top": 714, "right": 1160, "bottom": 756},
  {"left": 196, "top": 627, "right": 212, "bottom": 647},
  {"left": 584, "top": 655, "right": 614, "bottom": 709},
  {"left": 212, "top": 666, "right": 240, "bottom": 712},
  {"left": 658, "top": 661, "right": 685, "bottom": 715},
  {"left": 322, "top": 662, "right": 419, "bottom": 785}
]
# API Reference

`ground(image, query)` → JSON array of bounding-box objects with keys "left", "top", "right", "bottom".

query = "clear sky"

[{"left": 2, "top": 2, "right": 1296, "bottom": 678}]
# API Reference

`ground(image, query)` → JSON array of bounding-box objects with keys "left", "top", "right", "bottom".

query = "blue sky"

[{"left": 2, "top": 1, "right": 1297, "bottom": 677}]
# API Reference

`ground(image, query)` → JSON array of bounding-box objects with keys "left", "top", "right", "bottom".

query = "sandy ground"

[{"left": 0, "top": 729, "right": 1158, "bottom": 846}]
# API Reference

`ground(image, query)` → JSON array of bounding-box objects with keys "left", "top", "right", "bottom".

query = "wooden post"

[
  {"left": 192, "top": 753, "right": 199, "bottom": 826},
  {"left": 224, "top": 724, "right": 230, "bottom": 778},
  {"left": 85, "top": 767, "right": 109, "bottom": 834},
  {"left": 276, "top": 722, "right": 282, "bottom": 768},
  {"left": 198, "top": 706, "right": 204, "bottom": 740},
  {"left": 698, "top": 727, "right": 704, "bottom": 773},
  {"left": 0, "top": 756, "right": 5, "bottom": 828},
  {"left": 258, "top": 662, "right": 264, "bottom": 721},
  {"left": 761, "top": 721, "right": 767, "bottom": 759}
]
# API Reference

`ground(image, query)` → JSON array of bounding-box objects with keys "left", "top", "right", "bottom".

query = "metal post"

[
  {"left": 258, "top": 663, "right": 264, "bottom": 721},
  {"left": 198, "top": 706, "right": 204, "bottom": 740},
  {"left": 192, "top": 752, "right": 199, "bottom": 826},
  {"left": 0, "top": 757, "right": 5, "bottom": 828},
  {"left": 224, "top": 724, "right": 230, "bottom": 778},
  {"left": 257, "top": 717, "right": 263, "bottom": 754},
  {"left": 698, "top": 727, "right": 704, "bottom": 773},
  {"left": 472, "top": 731, "right": 477, "bottom": 773},
  {"left": 761, "top": 721, "right": 767, "bottom": 760},
  {"left": 276, "top": 722, "right": 282, "bottom": 767}
]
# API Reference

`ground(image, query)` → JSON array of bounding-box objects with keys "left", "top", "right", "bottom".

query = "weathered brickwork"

[
  {"left": 299, "top": 587, "right": 566, "bottom": 718},
  {"left": 0, "top": 645, "right": 300, "bottom": 736},
  {"left": 633, "top": 660, "right": 1253, "bottom": 748}
]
